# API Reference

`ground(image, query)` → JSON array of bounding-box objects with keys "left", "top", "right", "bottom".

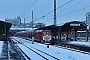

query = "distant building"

[
  {"left": 5, "top": 16, "right": 21, "bottom": 27},
  {"left": 20, "top": 23, "right": 30, "bottom": 28},
  {"left": 5, "top": 16, "right": 46, "bottom": 28},
  {"left": 35, "top": 23, "right": 45, "bottom": 28}
]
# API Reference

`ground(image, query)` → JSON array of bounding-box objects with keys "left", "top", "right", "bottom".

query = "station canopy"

[
  {"left": 36, "top": 21, "right": 87, "bottom": 32},
  {"left": 61, "top": 21, "right": 87, "bottom": 32},
  {"left": 35, "top": 25, "right": 61, "bottom": 31},
  {"left": 0, "top": 20, "right": 12, "bottom": 32}
]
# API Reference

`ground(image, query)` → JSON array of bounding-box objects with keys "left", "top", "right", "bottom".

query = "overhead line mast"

[
  {"left": 32, "top": 11, "right": 34, "bottom": 29},
  {"left": 54, "top": 0, "right": 56, "bottom": 25}
]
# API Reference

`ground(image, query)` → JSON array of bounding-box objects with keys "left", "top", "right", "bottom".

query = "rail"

[{"left": 11, "top": 37, "right": 60, "bottom": 60}]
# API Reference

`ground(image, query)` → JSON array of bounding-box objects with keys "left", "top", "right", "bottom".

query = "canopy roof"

[
  {"left": 61, "top": 21, "right": 87, "bottom": 31},
  {"left": 0, "top": 20, "right": 12, "bottom": 33},
  {"left": 36, "top": 21, "right": 87, "bottom": 32}
]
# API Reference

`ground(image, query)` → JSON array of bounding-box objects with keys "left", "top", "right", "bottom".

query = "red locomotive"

[
  {"left": 16, "top": 29, "right": 52, "bottom": 43},
  {"left": 34, "top": 30, "right": 52, "bottom": 43}
]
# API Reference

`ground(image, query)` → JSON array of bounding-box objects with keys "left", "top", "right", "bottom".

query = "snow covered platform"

[
  {"left": 69, "top": 41, "right": 90, "bottom": 47},
  {"left": 58, "top": 41, "right": 90, "bottom": 52},
  {"left": 0, "top": 41, "right": 3, "bottom": 57},
  {"left": 10, "top": 37, "right": 90, "bottom": 60},
  {"left": 0, "top": 41, "right": 8, "bottom": 60}
]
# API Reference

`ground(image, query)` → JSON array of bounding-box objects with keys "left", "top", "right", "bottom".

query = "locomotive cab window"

[{"left": 43, "top": 30, "right": 51, "bottom": 36}]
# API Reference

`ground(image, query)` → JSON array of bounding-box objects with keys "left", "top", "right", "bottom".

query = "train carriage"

[
  {"left": 16, "top": 29, "right": 52, "bottom": 44},
  {"left": 34, "top": 30, "right": 52, "bottom": 43}
]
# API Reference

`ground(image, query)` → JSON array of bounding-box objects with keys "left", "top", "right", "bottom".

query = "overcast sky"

[{"left": 0, "top": 0, "right": 90, "bottom": 25}]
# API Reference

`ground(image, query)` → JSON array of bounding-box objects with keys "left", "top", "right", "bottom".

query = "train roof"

[{"left": 16, "top": 29, "right": 35, "bottom": 34}]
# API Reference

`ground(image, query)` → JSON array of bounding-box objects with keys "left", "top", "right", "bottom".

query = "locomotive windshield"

[{"left": 42, "top": 30, "right": 51, "bottom": 36}]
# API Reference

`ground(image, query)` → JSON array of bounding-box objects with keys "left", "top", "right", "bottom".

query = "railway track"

[
  {"left": 8, "top": 39, "right": 26, "bottom": 60},
  {"left": 55, "top": 42, "right": 90, "bottom": 55},
  {"left": 10, "top": 37, "right": 90, "bottom": 60},
  {"left": 11, "top": 37, "right": 60, "bottom": 60},
  {"left": 23, "top": 43, "right": 59, "bottom": 60}
]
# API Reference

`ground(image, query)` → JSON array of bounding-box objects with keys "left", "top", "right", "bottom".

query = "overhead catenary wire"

[
  {"left": 35, "top": 1, "right": 53, "bottom": 16},
  {"left": 0, "top": 0, "right": 32, "bottom": 12},
  {"left": 29, "top": 0, "right": 90, "bottom": 25},
  {"left": 51, "top": 5, "right": 90, "bottom": 20},
  {"left": 36, "top": 0, "right": 88, "bottom": 23},
  {"left": 34, "top": 0, "right": 73, "bottom": 22},
  {"left": 47, "top": 5, "right": 90, "bottom": 23},
  {"left": 26, "top": 1, "right": 53, "bottom": 19},
  {"left": 21, "top": 0, "right": 38, "bottom": 17},
  {"left": 57, "top": 0, "right": 86, "bottom": 15},
  {"left": 57, "top": 5, "right": 90, "bottom": 18},
  {"left": 0, "top": 0, "right": 73, "bottom": 22},
  {"left": 44, "top": 0, "right": 88, "bottom": 23}
]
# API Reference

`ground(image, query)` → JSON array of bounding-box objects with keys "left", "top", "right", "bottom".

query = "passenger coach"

[{"left": 16, "top": 29, "right": 52, "bottom": 44}]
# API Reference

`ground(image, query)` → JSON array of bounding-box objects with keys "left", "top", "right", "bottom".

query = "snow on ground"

[
  {"left": 69, "top": 41, "right": 90, "bottom": 47},
  {"left": 0, "top": 41, "right": 3, "bottom": 58},
  {"left": 18, "top": 44, "right": 45, "bottom": 60},
  {"left": 11, "top": 37, "right": 90, "bottom": 60}
]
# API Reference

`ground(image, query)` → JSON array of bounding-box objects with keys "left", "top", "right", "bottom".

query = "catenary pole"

[
  {"left": 54, "top": 0, "right": 56, "bottom": 25},
  {"left": 24, "top": 18, "right": 25, "bottom": 30},
  {"left": 32, "top": 11, "right": 34, "bottom": 44}
]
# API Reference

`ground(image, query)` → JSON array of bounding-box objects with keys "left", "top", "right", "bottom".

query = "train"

[{"left": 16, "top": 29, "right": 52, "bottom": 44}]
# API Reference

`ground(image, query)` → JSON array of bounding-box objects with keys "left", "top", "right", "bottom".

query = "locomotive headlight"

[
  {"left": 43, "top": 38, "right": 45, "bottom": 40},
  {"left": 46, "top": 35, "right": 48, "bottom": 36},
  {"left": 50, "top": 38, "right": 51, "bottom": 40}
]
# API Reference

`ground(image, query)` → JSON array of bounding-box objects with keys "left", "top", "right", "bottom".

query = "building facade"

[
  {"left": 5, "top": 16, "right": 46, "bottom": 28},
  {"left": 5, "top": 16, "right": 21, "bottom": 27}
]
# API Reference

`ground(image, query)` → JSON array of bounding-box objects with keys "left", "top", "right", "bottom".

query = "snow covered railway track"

[
  {"left": 16, "top": 46, "right": 31, "bottom": 60},
  {"left": 55, "top": 45, "right": 90, "bottom": 55},
  {"left": 21, "top": 44, "right": 48, "bottom": 60},
  {"left": 10, "top": 38, "right": 46, "bottom": 60},
  {"left": 11, "top": 38, "right": 60, "bottom": 60},
  {"left": 17, "top": 43, "right": 60, "bottom": 60},
  {"left": 22, "top": 44, "right": 60, "bottom": 60}
]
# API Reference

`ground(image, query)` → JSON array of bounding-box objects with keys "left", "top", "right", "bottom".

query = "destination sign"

[{"left": 70, "top": 24, "right": 80, "bottom": 26}]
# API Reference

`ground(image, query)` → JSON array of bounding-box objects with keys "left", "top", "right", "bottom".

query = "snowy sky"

[{"left": 0, "top": 0, "right": 90, "bottom": 25}]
